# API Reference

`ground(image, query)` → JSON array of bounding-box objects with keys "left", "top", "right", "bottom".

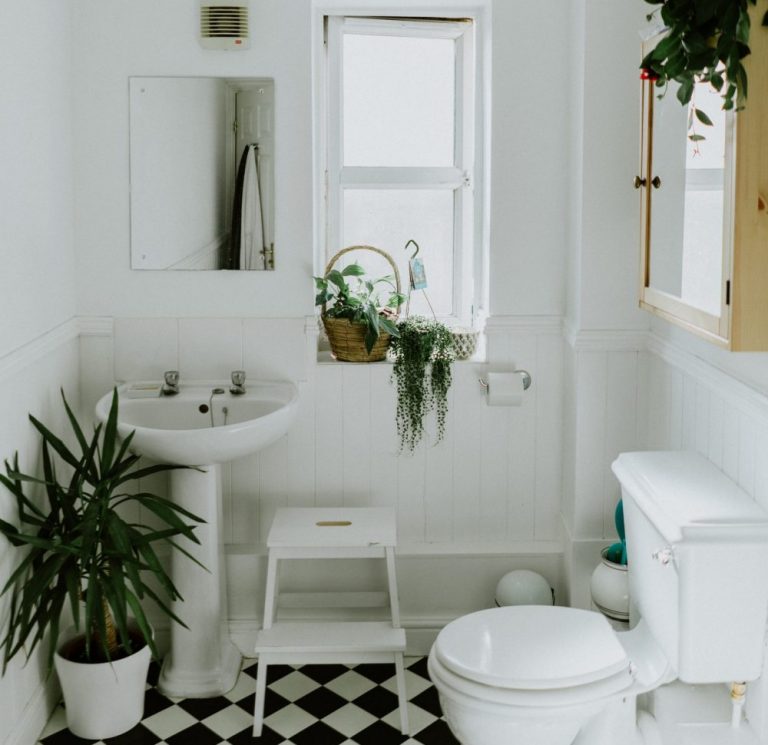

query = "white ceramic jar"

[{"left": 589, "top": 548, "right": 629, "bottom": 622}]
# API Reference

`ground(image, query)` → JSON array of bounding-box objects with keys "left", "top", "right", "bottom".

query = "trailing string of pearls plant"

[{"left": 390, "top": 316, "right": 455, "bottom": 452}]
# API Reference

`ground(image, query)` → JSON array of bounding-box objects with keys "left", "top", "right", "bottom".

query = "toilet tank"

[{"left": 612, "top": 451, "right": 768, "bottom": 683}]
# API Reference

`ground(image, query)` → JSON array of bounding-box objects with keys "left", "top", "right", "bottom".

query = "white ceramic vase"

[
  {"left": 54, "top": 622, "right": 151, "bottom": 740},
  {"left": 589, "top": 547, "right": 629, "bottom": 622}
]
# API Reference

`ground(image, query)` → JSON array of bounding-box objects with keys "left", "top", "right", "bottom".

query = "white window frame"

[{"left": 313, "top": 4, "right": 489, "bottom": 328}]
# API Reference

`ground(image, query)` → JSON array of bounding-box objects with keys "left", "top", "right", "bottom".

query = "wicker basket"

[{"left": 321, "top": 245, "right": 402, "bottom": 363}]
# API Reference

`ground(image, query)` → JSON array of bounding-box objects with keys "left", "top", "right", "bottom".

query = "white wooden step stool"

[{"left": 252, "top": 507, "right": 409, "bottom": 737}]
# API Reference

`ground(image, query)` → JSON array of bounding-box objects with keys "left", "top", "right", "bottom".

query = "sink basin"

[
  {"left": 94, "top": 380, "right": 300, "bottom": 699},
  {"left": 95, "top": 381, "right": 299, "bottom": 465}
]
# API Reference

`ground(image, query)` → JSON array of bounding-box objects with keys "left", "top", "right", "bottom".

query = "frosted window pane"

[
  {"left": 342, "top": 190, "right": 454, "bottom": 316},
  {"left": 343, "top": 34, "right": 455, "bottom": 167}
]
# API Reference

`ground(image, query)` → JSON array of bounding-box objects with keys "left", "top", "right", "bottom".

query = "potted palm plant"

[{"left": 0, "top": 389, "right": 204, "bottom": 739}]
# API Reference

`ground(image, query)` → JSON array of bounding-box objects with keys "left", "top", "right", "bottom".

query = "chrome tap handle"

[
  {"left": 162, "top": 370, "right": 179, "bottom": 395},
  {"left": 230, "top": 370, "right": 246, "bottom": 395}
]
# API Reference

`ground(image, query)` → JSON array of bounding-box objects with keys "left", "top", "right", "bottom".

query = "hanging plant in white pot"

[{"left": 0, "top": 390, "right": 205, "bottom": 739}]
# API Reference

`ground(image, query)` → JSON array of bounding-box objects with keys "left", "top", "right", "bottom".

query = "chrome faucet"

[
  {"left": 230, "top": 370, "right": 246, "bottom": 395},
  {"left": 161, "top": 370, "right": 179, "bottom": 396},
  {"left": 209, "top": 387, "right": 226, "bottom": 427}
]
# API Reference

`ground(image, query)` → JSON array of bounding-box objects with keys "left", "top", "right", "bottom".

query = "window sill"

[{"left": 315, "top": 350, "right": 487, "bottom": 365}]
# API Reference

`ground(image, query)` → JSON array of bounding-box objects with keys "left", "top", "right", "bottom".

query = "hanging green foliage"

[
  {"left": 641, "top": 0, "right": 768, "bottom": 126},
  {"left": 390, "top": 316, "right": 455, "bottom": 452}
]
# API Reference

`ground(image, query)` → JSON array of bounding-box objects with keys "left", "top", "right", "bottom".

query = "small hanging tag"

[{"left": 410, "top": 257, "right": 428, "bottom": 290}]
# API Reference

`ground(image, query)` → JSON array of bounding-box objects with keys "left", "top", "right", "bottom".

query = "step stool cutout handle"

[{"left": 316, "top": 520, "right": 352, "bottom": 526}]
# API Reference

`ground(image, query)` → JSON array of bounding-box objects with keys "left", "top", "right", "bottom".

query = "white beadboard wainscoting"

[
  {"left": 0, "top": 321, "right": 80, "bottom": 745},
  {"left": 560, "top": 328, "right": 647, "bottom": 610},
  {"left": 78, "top": 315, "right": 566, "bottom": 649}
]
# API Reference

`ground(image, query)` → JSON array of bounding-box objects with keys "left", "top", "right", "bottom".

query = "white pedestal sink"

[{"left": 95, "top": 381, "right": 299, "bottom": 698}]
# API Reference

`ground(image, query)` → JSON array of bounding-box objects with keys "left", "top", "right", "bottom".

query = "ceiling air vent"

[{"left": 200, "top": 1, "right": 250, "bottom": 50}]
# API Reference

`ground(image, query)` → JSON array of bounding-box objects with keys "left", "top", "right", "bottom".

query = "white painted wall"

[
  {"left": 71, "top": 0, "right": 568, "bottom": 319},
  {"left": 0, "top": 2, "right": 77, "bottom": 350},
  {"left": 0, "top": 3, "right": 80, "bottom": 743},
  {"left": 567, "top": 0, "right": 650, "bottom": 333},
  {"left": 488, "top": 1, "right": 569, "bottom": 316},
  {"left": 71, "top": 0, "right": 312, "bottom": 318}
]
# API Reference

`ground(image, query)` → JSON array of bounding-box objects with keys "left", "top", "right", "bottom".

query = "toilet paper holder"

[{"left": 478, "top": 369, "right": 532, "bottom": 392}]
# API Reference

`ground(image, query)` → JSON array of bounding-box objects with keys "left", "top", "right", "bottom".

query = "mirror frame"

[{"left": 638, "top": 34, "right": 735, "bottom": 345}]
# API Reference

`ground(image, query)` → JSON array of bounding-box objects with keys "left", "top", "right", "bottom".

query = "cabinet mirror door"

[{"left": 638, "top": 41, "right": 735, "bottom": 343}]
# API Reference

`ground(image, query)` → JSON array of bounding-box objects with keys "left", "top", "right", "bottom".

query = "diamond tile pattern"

[{"left": 38, "top": 657, "right": 453, "bottom": 744}]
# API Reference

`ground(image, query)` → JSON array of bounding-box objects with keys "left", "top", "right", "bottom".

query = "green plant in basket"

[{"left": 315, "top": 263, "right": 405, "bottom": 353}]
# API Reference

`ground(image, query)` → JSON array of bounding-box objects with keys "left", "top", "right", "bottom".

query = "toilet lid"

[{"left": 434, "top": 606, "right": 630, "bottom": 690}]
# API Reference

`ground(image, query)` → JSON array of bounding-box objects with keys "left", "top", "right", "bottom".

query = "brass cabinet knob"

[
  {"left": 651, "top": 176, "right": 661, "bottom": 189},
  {"left": 633, "top": 175, "right": 647, "bottom": 189}
]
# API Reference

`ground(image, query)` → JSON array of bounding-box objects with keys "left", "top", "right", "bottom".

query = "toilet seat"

[{"left": 431, "top": 606, "right": 636, "bottom": 708}]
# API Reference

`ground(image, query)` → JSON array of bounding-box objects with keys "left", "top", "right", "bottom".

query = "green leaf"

[
  {"left": 363, "top": 305, "right": 381, "bottom": 353},
  {"left": 676, "top": 78, "right": 695, "bottom": 105},
  {"left": 379, "top": 317, "right": 400, "bottom": 337},
  {"left": 100, "top": 388, "right": 120, "bottom": 475},
  {"left": 61, "top": 390, "right": 90, "bottom": 460},
  {"left": 113, "top": 462, "right": 188, "bottom": 488},
  {"left": 326, "top": 270, "right": 348, "bottom": 292},
  {"left": 689, "top": 133, "right": 706, "bottom": 142},
  {"left": 341, "top": 263, "right": 365, "bottom": 276},
  {"left": 694, "top": 108, "right": 714, "bottom": 126},
  {"left": 125, "top": 590, "right": 158, "bottom": 659},
  {"left": 735, "top": 8, "right": 751, "bottom": 44},
  {"left": 313, "top": 276, "right": 327, "bottom": 290},
  {"left": 28, "top": 415, "right": 81, "bottom": 471}
]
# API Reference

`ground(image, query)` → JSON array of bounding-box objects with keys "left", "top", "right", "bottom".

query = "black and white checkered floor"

[{"left": 39, "top": 657, "right": 460, "bottom": 745}]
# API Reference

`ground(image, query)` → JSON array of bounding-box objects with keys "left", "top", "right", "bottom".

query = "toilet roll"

[{"left": 487, "top": 372, "right": 525, "bottom": 406}]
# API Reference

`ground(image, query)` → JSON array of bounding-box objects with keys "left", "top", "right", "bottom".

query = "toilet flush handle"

[{"left": 652, "top": 547, "right": 673, "bottom": 566}]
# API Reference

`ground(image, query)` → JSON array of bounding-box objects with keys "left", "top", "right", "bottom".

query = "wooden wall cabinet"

[{"left": 638, "top": 15, "right": 768, "bottom": 350}]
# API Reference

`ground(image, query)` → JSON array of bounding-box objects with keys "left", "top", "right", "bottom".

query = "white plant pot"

[
  {"left": 589, "top": 547, "right": 629, "bottom": 622},
  {"left": 54, "top": 622, "right": 152, "bottom": 740}
]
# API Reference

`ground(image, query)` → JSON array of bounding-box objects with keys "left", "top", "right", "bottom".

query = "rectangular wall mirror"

[{"left": 129, "top": 76, "right": 275, "bottom": 271}]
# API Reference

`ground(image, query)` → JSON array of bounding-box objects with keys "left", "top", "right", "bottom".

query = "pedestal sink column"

[{"left": 157, "top": 464, "right": 241, "bottom": 698}]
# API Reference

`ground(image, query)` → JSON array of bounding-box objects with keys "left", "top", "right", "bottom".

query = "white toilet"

[{"left": 428, "top": 451, "right": 768, "bottom": 745}]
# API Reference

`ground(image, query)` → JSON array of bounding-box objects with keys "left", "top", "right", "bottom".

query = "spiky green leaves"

[{"left": 0, "top": 389, "right": 205, "bottom": 675}]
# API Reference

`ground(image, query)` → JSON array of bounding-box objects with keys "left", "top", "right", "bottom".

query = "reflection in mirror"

[
  {"left": 129, "top": 77, "right": 274, "bottom": 271},
  {"left": 648, "top": 77, "right": 731, "bottom": 315}
]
